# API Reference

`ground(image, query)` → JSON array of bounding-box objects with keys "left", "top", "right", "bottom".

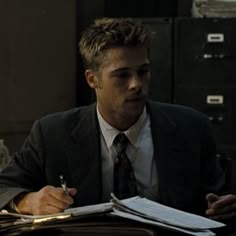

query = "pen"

[{"left": 59, "top": 174, "right": 68, "bottom": 194}]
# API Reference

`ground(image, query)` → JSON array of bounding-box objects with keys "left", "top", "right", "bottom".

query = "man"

[{"left": 0, "top": 17, "right": 235, "bottom": 220}]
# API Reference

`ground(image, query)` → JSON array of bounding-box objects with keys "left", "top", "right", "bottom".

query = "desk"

[
  {"left": 5, "top": 217, "right": 236, "bottom": 236},
  {"left": 1, "top": 214, "right": 236, "bottom": 236}
]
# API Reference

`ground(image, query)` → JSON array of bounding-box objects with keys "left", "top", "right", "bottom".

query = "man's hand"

[
  {"left": 206, "top": 193, "right": 236, "bottom": 221},
  {"left": 15, "top": 185, "right": 77, "bottom": 215}
]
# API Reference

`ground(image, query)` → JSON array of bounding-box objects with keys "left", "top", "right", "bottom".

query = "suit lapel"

[
  {"left": 148, "top": 101, "right": 186, "bottom": 205},
  {"left": 148, "top": 101, "right": 179, "bottom": 165},
  {"left": 65, "top": 103, "right": 102, "bottom": 206}
]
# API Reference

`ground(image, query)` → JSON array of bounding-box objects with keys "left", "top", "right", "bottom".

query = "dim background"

[{"left": 1, "top": 0, "right": 236, "bottom": 192}]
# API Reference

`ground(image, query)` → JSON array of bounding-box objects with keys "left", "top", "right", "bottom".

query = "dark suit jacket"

[{"left": 0, "top": 101, "right": 225, "bottom": 215}]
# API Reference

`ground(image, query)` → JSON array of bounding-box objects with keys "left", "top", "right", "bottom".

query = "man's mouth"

[{"left": 126, "top": 96, "right": 145, "bottom": 102}]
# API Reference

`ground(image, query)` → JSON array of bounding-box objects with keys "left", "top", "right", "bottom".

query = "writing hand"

[
  {"left": 15, "top": 185, "right": 77, "bottom": 215},
  {"left": 206, "top": 193, "right": 236, "bottom": 221}
]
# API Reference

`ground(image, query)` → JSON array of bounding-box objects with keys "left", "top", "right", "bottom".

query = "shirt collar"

[{"left": 97, "top": 106, "right": 148, "bottom": 149}]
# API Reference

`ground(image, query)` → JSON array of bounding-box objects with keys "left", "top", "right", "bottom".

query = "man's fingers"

[
  {"left": 47, "top": 197, "right": 71, "bottom": 211},
  {"left": 208, "top": 211, "right": 236, "bottom": 221},
  {"left": 206, "top": 194, "right": 236, "bottom": 221},
  {"left": 32, "top": 186, "right": 74, "bottom": 214},
  {"left": 211, "top": 194, "right": 236, "bottom": 209},
  {"left": 49, "top": 187, "right": 74, "bottom": 205},
  {"left": 206, "top": 193, "right": 219, "bottom": 208},
  {"left": 206, "top": 193, "right": 219, "bottom": 203},
  {"left": 16, "top": 185, "right": 77, "bottom": 215},
  {"left": 68, "top": 187, "right": 77, "bottom": 196}
]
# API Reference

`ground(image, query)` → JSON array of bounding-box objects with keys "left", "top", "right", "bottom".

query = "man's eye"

[
  {"left": 138, "top": 69, "right": 150, "bottom": 76},
  {"left": 116, "top": 72, "right": 130, "bottom": 79}
]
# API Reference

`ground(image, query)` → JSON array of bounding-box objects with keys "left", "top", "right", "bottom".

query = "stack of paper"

[
  {"left": 110, "top": 194, "right": 225, "bottom": 236},
  {"left": 0, "top": 195, "right": 225, "bottom": 236}
]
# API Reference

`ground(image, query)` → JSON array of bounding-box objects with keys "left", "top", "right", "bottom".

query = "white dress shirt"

[{"left": 97, "top": 106, "right": 158, "bottom": 202}]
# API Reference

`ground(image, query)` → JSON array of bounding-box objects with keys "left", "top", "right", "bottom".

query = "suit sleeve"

[
  {"left": 0, "top": 120, "right": 46, "bottom": 209},
  {"left": 200, "top": 118, "right": 225, "bottom": 195}
]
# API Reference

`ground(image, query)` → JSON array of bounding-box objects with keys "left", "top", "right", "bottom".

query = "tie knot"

[{"left": 113, "top": 133, "right": 129, "bottom": 154}]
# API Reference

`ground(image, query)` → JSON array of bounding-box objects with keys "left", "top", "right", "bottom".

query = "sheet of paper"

[
  {"left": 112, "top": 195, "right": 225, "bottom": 230},
  {"left": 0, "top": 209, "right": 70, "bottom": 220},
  {"left": 0, "top": 201, "right": 112, "bottom": 222},
  {"left": 64, "top": 202, "right": 112, "bottom": 216},
  {"left": 111, "top": 209, "right": 216, "bottom": 236}
]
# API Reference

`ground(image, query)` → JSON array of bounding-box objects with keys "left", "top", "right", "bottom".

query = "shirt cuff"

[{"left": 8, "top": 199, "right": 21, "bottom": 213}]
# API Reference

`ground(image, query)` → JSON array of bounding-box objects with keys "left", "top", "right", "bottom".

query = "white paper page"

[
  {"left": 64, "top": 202, "right": 112, "bottom": 216},
  {"left": 0, "top": 202, "right": 112, "bottom": 222},
  {"left": 115, "top": 196, "right": 225, "bottom": 230},
  {"left": 111, "top": 209, "right": 215, "bottom": 236},
  {"left": 0, "top": 209, "right": 71, "bottom": 221}
]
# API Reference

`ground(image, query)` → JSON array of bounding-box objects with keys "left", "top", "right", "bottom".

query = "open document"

[
  {"left": 0, "top": 194, "right": 225, "bottom": 236},
  {"left": 110, "top": 194, "right": 225, "bottom": 236},
  {"left": 111, "top": 194, "right": 224, "bottom": 230}
]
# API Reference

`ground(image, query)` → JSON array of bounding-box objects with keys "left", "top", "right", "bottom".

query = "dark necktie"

[{"left": 113, "top": 133, "right": 137, "bottom": 199}]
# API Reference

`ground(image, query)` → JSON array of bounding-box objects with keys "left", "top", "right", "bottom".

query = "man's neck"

[{"left": 97, "top": 107, "right": 145, "bottom": 131}]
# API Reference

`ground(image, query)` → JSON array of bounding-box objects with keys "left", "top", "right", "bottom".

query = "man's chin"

[
  {"left": 126, "top": 99, "right": 145, "bottom": 108},
  {"left": 124, "top": 101, "right": 145, "bottom": 115}
]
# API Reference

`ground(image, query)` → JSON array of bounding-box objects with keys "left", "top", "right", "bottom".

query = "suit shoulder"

[
  {"left": 39, "top": 107, "right": 79, "bottom": 126},
  {"left": 149, "top": 101, "right": 208, "bottom": 122},
  {"left": 34, "top": 103, "right": 96, "bottom": 131}
]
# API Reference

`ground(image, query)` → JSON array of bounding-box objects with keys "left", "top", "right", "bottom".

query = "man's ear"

[{"left": 85, "top": 69, "right": 98, "bottom": 89}]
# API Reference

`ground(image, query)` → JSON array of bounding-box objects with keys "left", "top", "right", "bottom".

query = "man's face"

[{"left": 87, "top": 46, "right": 150, "bottom": 128}]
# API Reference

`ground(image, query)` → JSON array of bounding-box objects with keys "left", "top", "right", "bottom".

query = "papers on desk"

[
  {"left": 64, "top": 201, "right": 113, "bottom": 216},
  {"left": 0, "top": 202, "right": 113, "bottom": 235},
  {"left": 112, "top": 210, "right": 214, "bottom": 236},
  {"left": 0, "top": 194, "right": 225, "bottom": 236},
  {"left": 110, "top": 194, "right": 225, "bottom": 236}
]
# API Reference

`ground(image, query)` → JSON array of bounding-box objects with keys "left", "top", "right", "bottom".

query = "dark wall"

[
  {"left": 104, "top": 0, "right": 176, "bottom": 17},
  {"left": 76, "top": 0, "right": 104, "bottom": 106},
  {"left": 104, "top": 0, "right": 192, "bottom": 17},
  {"left": 0, "top": 0, "right": 77, "bottom": 153}
]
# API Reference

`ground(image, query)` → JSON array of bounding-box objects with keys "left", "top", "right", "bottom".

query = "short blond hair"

[{"left": 79, "top": 18, "right": 150, "bottom": 71}]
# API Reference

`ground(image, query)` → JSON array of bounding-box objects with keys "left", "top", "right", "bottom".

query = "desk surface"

[{"left": 1, "top": 216, "right": 236, "bottom": 236}]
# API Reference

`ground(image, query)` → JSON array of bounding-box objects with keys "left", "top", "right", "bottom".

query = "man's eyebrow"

[
  {"left": 110, "top": 68, "right": 129, "bottom": 74},
  {"left": 139, "top": 63, "right": 151, "bottom": 69},
  {"left": 110, "top": 63, "right": 150, "bottom": 74}
]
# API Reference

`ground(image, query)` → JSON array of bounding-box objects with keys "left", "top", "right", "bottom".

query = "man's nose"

[{"left": 128, "top": 74, "right": 143, "bottom": 90}]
